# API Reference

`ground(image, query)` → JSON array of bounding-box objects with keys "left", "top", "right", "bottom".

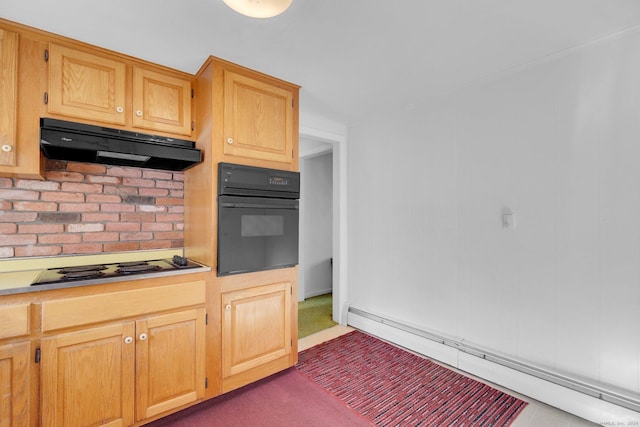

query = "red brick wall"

[{"left": 0, "top": 160, "right": 186, "bottom": 258}]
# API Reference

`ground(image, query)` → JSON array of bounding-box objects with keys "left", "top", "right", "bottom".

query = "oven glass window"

[
  {"left": 241, "top": 215, "right": 285, "bottom": 237},
  {"left": 217, "top": 196, "right": 299, "bottom": 276}
]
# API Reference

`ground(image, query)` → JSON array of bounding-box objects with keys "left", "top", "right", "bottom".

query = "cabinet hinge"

[
  {"left": 191, "top": 88, "right": 194, "bottom": 99},
  {"left": 44, "top": 92, "right": 48, "bottom": 105},
  {"left": 205, "top": 377, "right": 208, "bottom": 389},
  {"left": 191, "top": 120, "right": 195, "bottom": 131},
  {"left": 205, "top": 313, "right": 208, "bottom": 325},
  {"left": 35, "top": 347, "right": 41, "bottom": 363},
  {"left": 44, "top": 49, "right": 49, "bottom": 62}
]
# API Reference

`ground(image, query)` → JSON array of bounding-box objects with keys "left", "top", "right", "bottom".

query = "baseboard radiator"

[{"left": 348, "top": 306, "right": 640, "bottom": 414}]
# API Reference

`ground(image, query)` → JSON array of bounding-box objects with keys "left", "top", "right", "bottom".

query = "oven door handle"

[{"left": 220, "top": 202, "right": 299, "bottom": 209}]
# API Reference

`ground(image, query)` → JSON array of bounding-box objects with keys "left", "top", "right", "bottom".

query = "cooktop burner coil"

[
  {"left": 116, "top": 264, "right": 161, "bottom": 274},
  {"left": 62, "top": 270, "right": 106, "bottom": 280},
  {"left": 58, "top": 264, "right": 107, "bottom": 274},
  {"left": 117, "top": 261, "right": 150, "bottom": 268}
]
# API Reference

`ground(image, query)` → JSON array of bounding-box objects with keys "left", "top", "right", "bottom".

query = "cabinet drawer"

[
  {"left": 0, "top": 304, "right": 30, "bottom": 339},
  {"left": 42, "top": 280, "right": 205, "bottom": 332}
]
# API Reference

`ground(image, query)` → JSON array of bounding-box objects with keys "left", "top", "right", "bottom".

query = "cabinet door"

[
  {"left": 0, "top": 28, "right": 18, "bottom": 167},
  {"left": 41, "top": 322, "right": 135, "bottom": 427},
  {"left": 0, "top": 341, "right": 30, "bottom": 427},
  {"left": 135, "top": 308, "right": 206, "bottom": 421},
  {"left": 222, "top": 282, "right": 291, "bottom": 378},
  {"left": 133, "top": 67, "right": 192, "bottom": 136},
  {"left": 223, "top": 69, "right": 295, "bottom": 165},
  {"left": 47, "top": 44, "right": 127, "bottom": 125}
]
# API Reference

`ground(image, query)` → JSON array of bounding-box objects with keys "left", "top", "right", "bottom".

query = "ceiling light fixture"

[{"left": 223, "top": 0, "right": 292, "bottom": 18}]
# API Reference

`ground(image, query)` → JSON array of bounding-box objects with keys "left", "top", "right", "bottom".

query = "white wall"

[
  {"left": 299, "top": 152, "right": 333, "bottom": 299},
  {"left": 347, "top": 25, "right": 640, "bottom": 400}
]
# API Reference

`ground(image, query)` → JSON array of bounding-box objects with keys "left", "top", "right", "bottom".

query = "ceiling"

[{"left": 3, "top": 0, "right": 640, "bottom": 125}]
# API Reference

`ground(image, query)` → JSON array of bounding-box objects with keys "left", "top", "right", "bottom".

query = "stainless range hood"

[{"left": 40, "top": 118, "right": 202, "bottom": 171}]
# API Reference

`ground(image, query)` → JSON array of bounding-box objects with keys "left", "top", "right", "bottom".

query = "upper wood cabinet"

[
  {"left": 222, "top": 68, "right": 295, "bottom": 165},
  {"left": 47, "top": 44, "right": 127, "bottom": 126},
  {"left": 133, "top": 67, "right": 192, "bottom": 136},
  {"left": 0, "top": 28, "right": 18, "bottom": 167},
  {"left": 194, "top": 56, "right": 299, "bottom": 173},
  {"left": 47, "top": 43, "right": 193, "bottom": 136}
]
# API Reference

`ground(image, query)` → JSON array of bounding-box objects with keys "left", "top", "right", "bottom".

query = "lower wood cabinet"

[
  {"left": 41, "top": 322, "right": 136, "bottom": 427},
  {"left": 221, "top": 282, "right": 292, "bottom": 381},
  {"left": 0, "top": 341, "right": 30, "bottom": 427},
  {"left": 37, "top": 278, "right": 207, "bottom": 427},
  {"left": 0, "top": 270, "right": 298, "bottom": 425},
  {"left": 135, "top": 309, "right": 206, "bottom": 421},
  {"left": 41, "top": 307, "right": 206, "bottom": 427}
]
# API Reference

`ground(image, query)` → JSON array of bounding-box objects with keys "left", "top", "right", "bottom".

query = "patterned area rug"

[{"left": 296, "top": 330, "right": 527, "bottom": 427}]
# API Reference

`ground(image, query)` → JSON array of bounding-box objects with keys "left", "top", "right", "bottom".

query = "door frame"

[{"left": 299, "top": 116, "right": 348, "bottom": 325}]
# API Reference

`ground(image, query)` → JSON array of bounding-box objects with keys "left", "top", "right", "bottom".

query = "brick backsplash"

[{"left": 0, "top": 160, "right": 186, "bottom": 258}]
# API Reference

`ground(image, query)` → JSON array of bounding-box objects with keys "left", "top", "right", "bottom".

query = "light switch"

[{"left": 502, "top": 209, "right": 515, "bottom": 230}]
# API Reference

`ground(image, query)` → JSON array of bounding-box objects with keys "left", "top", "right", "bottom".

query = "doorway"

[
  {"left": 298, "top": 117, "right": 348, "bottom": 332},
  {"left": 298, "top": 138, "right": 334, "bottom": 337}
]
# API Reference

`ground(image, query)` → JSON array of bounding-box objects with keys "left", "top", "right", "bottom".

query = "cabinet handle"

[
  {"left": 116, "top": 106, "right": 124, "bottom": 113},
  {"left": 136, "top": 110, "right": 143, "bottom": 117},
  {"left": 226, "top": 138, "right": 234, "bottom": 145},
  {"left": 1, "top": 145, "right": 12, "bottom": 152},
  {"left": 139, "top": 333, "right": 148, "bottom": 341},
  {"left": 225, "top": 304, "right": 232, "bottom": 311},
  {"left": 124, "top": 336, "right": 134, "bottom": 344}
]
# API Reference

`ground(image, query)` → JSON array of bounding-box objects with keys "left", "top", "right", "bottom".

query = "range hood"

[{"left": 40, "top": 118, "right": 202, "bottom": 171}]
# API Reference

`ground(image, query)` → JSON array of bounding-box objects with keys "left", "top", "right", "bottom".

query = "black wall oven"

[{"left": 217, "top": 162, "right": 300, "bottom": 276}]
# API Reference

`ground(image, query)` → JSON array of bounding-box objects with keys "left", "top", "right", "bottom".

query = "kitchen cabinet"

[
  {"left": 47, "top": 43, "right": 193, "bottom": 136},
  {"left": 193, "top": 56, "right": 299, "bottom": 172},
  {"left": 186, "top": 57, "right": 299, "bottom": 394},
  {"left": 132, "top": 67, "right": 192, "bottom": 136},
  {"left": 0, "top": 303, "right": 32, "bottom": 427},
  {"left": 135, "top": 308, "right": 206, "bottom": 421},
  {"left": 0, "top": 341, "right": 30, "bottom": 427},
  {"left": 0, "top": 24, "right": 43, "bottom": 180},
  {"left": 40, "top": 280, "right": 206, "bottom": 427},
  {"left": 222, "top": 67, "right": 296, "bottom": 165},
  {"left": 1, "top": 17, "right": 197, "bottom": 178},
  {"left": 41, "top": 322, "right": 136, "bottom": 427},
  {"left": 0, "top": 28, "right": 18, "bottom": 168},
  {"left": 186, "top": 57, "right": 300, "bottom": 270},
  {"left": 47, "top": 43, "right": 127, "bottom": 126},
  {"left": 220, "top": 280, "right": 295, "bottom": 392},
  {"left": 0, "top": 21, "right": 48, "bottom": 179}
]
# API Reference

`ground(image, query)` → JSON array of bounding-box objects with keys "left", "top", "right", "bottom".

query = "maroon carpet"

[
  {"left": 296, "top": 330, "right": 528, "bottom": 427},
  {"left": 146, "top": 368, "right": 372, "bottom": 426}
]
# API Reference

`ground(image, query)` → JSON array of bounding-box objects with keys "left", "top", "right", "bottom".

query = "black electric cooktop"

[{"left": 32, "top": 256, "right": 201, "bottom": 286}]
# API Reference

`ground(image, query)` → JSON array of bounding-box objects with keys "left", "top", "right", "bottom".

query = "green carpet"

[{"left": 298, "top": 293, "right": 337, "bottom": 338}]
